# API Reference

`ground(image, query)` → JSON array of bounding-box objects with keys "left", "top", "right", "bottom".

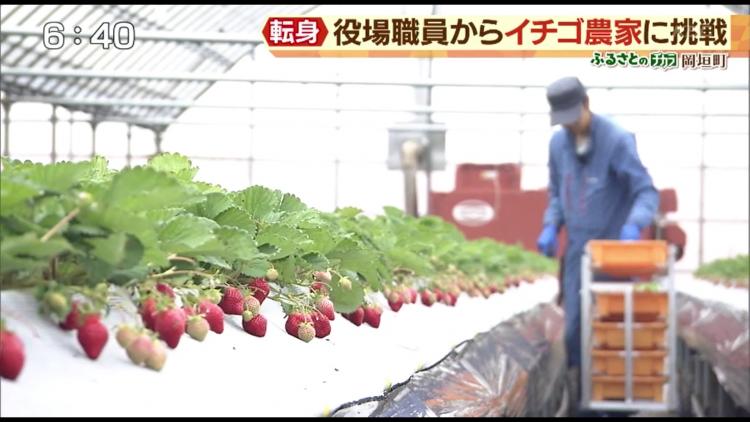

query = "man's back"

[{"left": 548, "top": 113, "right": 656, "bottom": 242}]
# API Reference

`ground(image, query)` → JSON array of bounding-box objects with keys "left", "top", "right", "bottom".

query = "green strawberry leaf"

[
  {"left": 256, "top": 224, "right": 311, "bottom": 260},
  {"left": 0, "top": 175, "right": 42, "bottom": 216},
  {"left": 328, "top": 273, "right": 365, "bottom": 314},
  {"left": 213, "top": 206, "right": 257, "bottom": 235},
  {"left": 88, "top": 232, "right": 144, "bottom": 269},
  {"left": 0, "top": 233, "right": 74, "bottom": 271},
  {"left": 104, "top": 167, "right": 201, "bottom": 212},
  {"left": 146, "top": 153, "right": 198, "bottom": 182},
  {"left": 232, "top": 186, "right": 283, "bottom": 222}
]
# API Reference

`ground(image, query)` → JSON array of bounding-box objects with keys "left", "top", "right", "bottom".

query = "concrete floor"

[{"left": 629, "top": 411, "right": 677, "bottom": 417}]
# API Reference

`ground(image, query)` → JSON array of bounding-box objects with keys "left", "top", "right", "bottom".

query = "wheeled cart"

[{"left": 580, "top": 240, "right": 679, "bottom": 413}]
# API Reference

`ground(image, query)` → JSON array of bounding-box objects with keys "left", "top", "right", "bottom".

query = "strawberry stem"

[
  {"left": 167, "top": 254, "right": 197, "bottom": 265},
  {"left": 150, "top": 268, "right": 215, "bottom": 280},
  {"left": 41, "top": 207, "right": 81, "bottom": 242}
]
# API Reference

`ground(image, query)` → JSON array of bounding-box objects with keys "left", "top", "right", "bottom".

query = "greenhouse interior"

[{"left": 0, "top": 4, "right": 748, "bottom": 418}]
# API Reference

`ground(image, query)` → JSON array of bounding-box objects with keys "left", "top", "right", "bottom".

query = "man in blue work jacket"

[{"left": 536, "top": 77, "right": 659, "bottom": 413}]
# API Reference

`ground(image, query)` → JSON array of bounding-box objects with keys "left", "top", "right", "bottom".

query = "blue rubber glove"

[
  {"left": 620, "top": 223, "right": 641, "bottom": 241},
  {"left": 537, "top": 224, "right": 558, "bottom": 257}
]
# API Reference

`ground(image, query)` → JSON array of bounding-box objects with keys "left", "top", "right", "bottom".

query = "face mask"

[{"left": 576, "top": 136, "right": 590, "bottom": 156}]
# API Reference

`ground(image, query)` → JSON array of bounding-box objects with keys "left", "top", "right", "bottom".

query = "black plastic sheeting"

[
  {"left": 331, "top": 303, "right": 566, "bottom": 417},
  {"left": 676, "top": 292, "right": 750, "bottom": 412}
]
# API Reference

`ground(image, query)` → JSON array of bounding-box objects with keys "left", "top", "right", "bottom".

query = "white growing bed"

[
  {"left": 675, "top": 273, "right": 749, "bottom": 313},
  {"left": 0, "top": 277, "right": 558, "bottom": 417}
]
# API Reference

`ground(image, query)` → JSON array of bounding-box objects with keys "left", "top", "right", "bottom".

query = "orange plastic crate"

[
  {"left": 592, "top": 350, "right": 666, "bottom": 376},
  {"left": 592, "top": 321, "right": 667, "bottom": 350},
  {"left": 594, "top": 291, "right": 668, "bottom": 322},
  {"left": 589, "top": 240, "right": 668, "bottom": 277},
  {"left": 592, "top": 375, "right": 667, "bottom": 402}
]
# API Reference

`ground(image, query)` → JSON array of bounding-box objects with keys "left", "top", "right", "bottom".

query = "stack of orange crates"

[{"left": 588, "top": 241, "right": 670, "bottom": 402}]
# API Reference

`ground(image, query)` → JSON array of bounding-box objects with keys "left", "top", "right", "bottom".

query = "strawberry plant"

[
  {"left": 694, "top": 255, "right": 749, "bottom": 287},
  {"left": 0, "top": 153, "right": 557, "bottom": 375}
]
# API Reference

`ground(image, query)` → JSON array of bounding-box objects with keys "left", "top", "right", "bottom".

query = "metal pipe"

[
  {"left": 6, "top": 95, "right": 748, "bottom": 118},
  {"left": 1, "top": 43, "right": 180, "bottom": 112},
  {"left": 126, "top": 123, "right": 132, "bottom": 167},
  {"left": 588, "top": 401, "right": 670, "bottom": 412},
  {"left": 51, "top": 105, "right": 58, "bottom": 163},
  {"left": 68, "top": 112, "right": 74, "bottom": 160},
  {"left": 580, "top": 250, "right": 592, "bottom": 409},
  {"left": 0, "top": 4, "right": 29, "bottom": 24},
  {"left": 0, "top": 26, "right": 265, "bottom": 44},
  {"left": 3, "top": 67, "right": 747, "bottom": 90},
  {"left": 667, "top": 245, "right": 679, "bottom": 411},
  {"left": 4, "top": 115, "right": 748, "bottom": 141},
  {"left": 96, "top": 5, "right": 237, "bottom": 105},
  {"left": 401, "top": 139, "right": 423, "bottom": 217},
  {"left": 624, "top": 285, "right": 634, "bottom": 404},
  {"left": 154, "top": 130, "right": 163, "bottom": 154},
  {"left": 4, "top": 114, "right": 748, "bottom": 144},
  {"left": 90, "top": 120, "right": 98, "bottom": 158},
  {"left": 333, "top": 82, "right": 340, "bottom": 210},
  {"left": 247, "top": 46, "right": 256, "bottom": 187},
  {"left": 698, "top": 89, "right": 707, "bottom": 267},
  {"left": 1, "top": 99, "right": 10, "bottom": 157}
]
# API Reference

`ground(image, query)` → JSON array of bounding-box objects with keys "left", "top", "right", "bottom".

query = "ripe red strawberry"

[
  {"left": 315, "top": 297, "right": 335, "bottom": 321},
  {"left": 156, "top": 283, "right": 176, "bottom": 299},
  {"left": 433, "top": 289, "right": 444, "bottom": 303},
  {"left": 140, "top": 297, "right": 158, "bottom": 330},
  {"left": 311, "top": 311, "right": 331, "bottom": 338},
  {"left": 285, "top": 312, "right": 311, "bottom": 337},
  {"left": 363, "top": 305, "right": 382, "bottom": 328},
  {"left": 403, "top": 291, "right": 411, "bottom": 304},
  {"left": 311, "top": 281, "right": 329, "bottom": 296},
  {"left": 343, "top": 307, "right": 365, "bottom": 326},
  {"left": 218, "top": 287, "right": 244, "bottom": 315},
  {"left": 186, "top": 316, "right": 209, "bottom": 342},
  {"left": 155, "top": 308, "right": 185, "bottom": 349},
  {"left": 77, "top": 315, "right": 108, "bottom": 360},
  {"left": 297, "top": 322, "right": 316, "bottom": 342},
  {"left": 244, "top": 295, "right": 261, "bottom": 317},
  {"left": 0, "top": 329, "right": 25, "bottom": 380},
  {"left": 248, "top": 278, "right": 270, "bottom": 304},
  {"left": 243, "top": 314, "right": 267, "bottom": 337},
  {"left": 409, "top": 288, "right": 418, "bottom": 304},
  {"left": 387, "top": 291, "right": 404, "bottom": 312},
  {"left": 242, "top": 310, "right": 254, "bottom": 322},
  {"left": 59, "top": 301, "right": 82, "bottom": 331},
  {"left": 198, "top": 300, "right": 224, "bottom": 334},
  {"left": 420, "top": 290, "right": 435, "bottom": 307},
  {"left": 481, "top": 287, "right": 492, "bottom": 298},
  {"left": 126, "top": 334, "right": 153, "bottom": 365}
]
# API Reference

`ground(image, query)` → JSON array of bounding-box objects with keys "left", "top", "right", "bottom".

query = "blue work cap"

[{"left": 546, "top": 77, "right": 587, "bottom": 126}]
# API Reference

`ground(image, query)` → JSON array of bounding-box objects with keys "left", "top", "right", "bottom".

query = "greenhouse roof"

[{"left": 0, "top": 4, "right": 318, "bottom": 131}]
